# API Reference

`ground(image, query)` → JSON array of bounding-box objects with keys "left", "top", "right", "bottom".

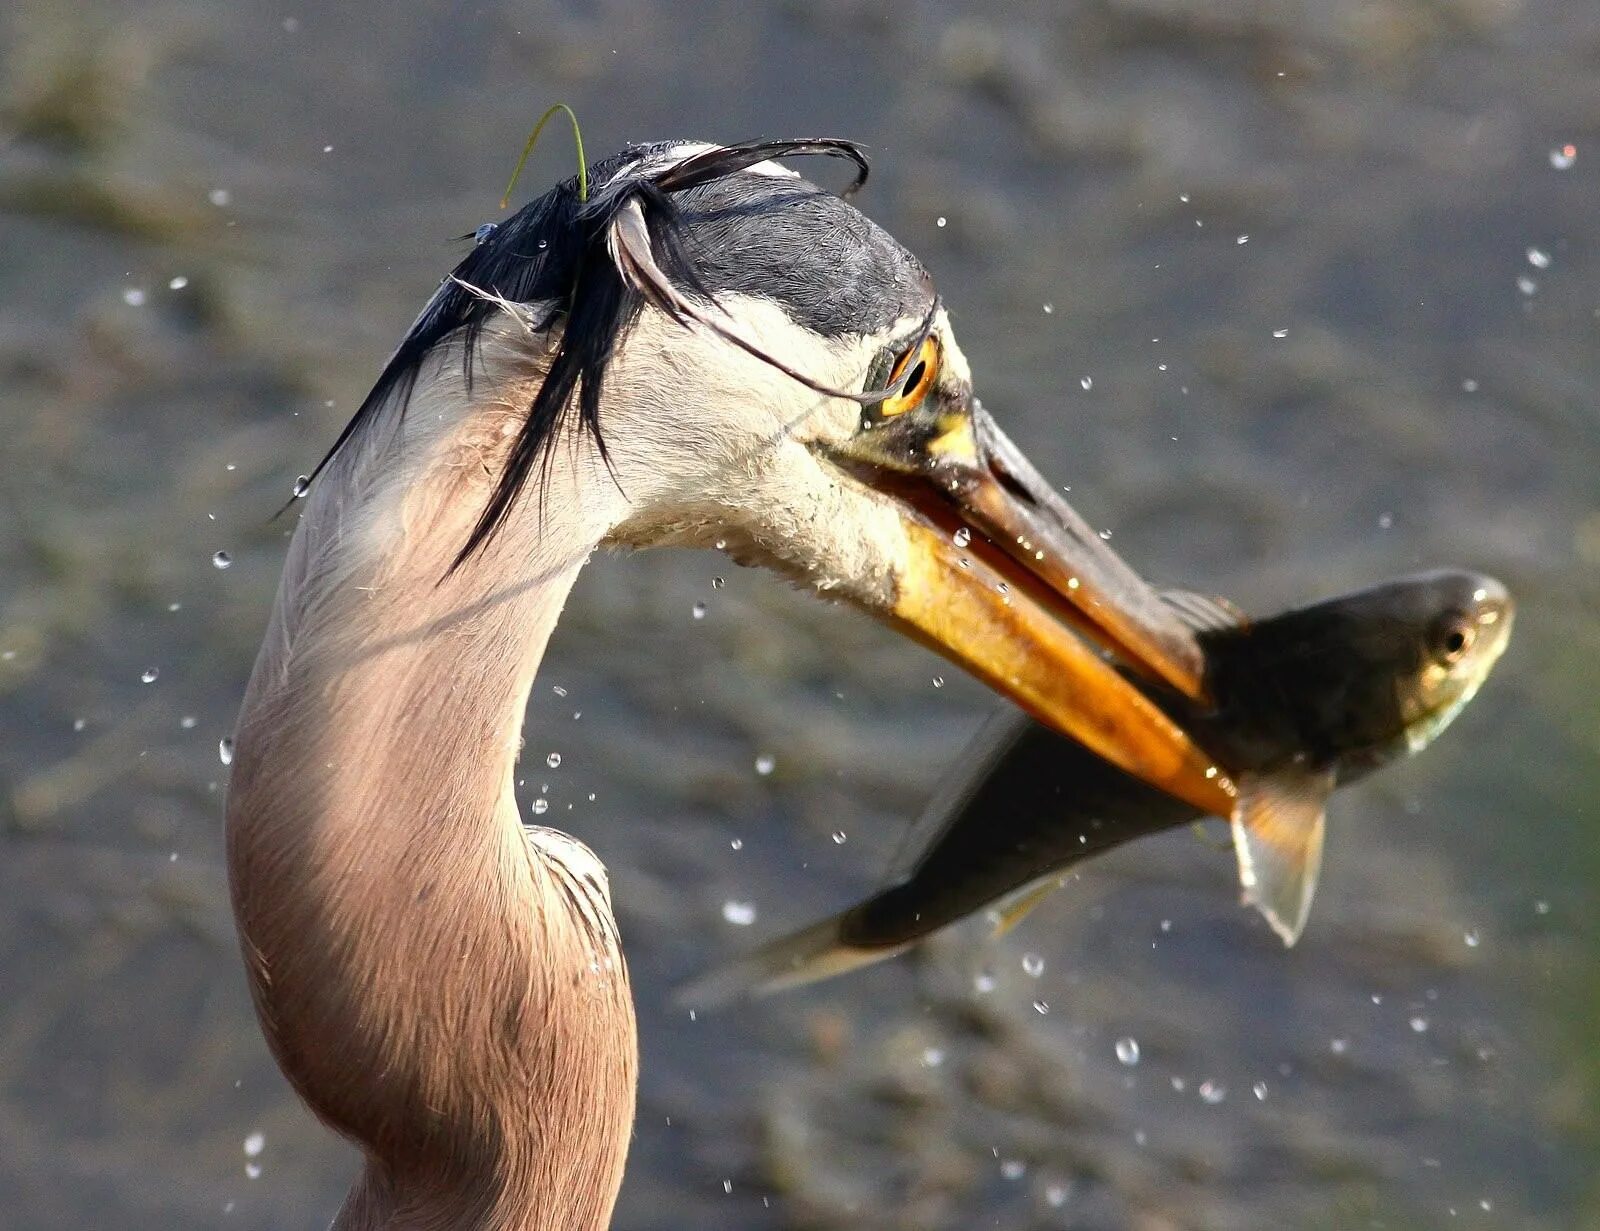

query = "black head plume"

[{"left": 295, "top": 138, "right": 892, "bottom": 570}]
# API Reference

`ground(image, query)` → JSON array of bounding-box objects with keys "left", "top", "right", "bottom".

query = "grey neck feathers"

[{"left": 224, "top": 332, "right": 638, "bottom": 1230}]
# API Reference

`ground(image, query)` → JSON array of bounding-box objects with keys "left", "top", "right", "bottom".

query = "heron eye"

[{"left": 880, "top": 336, "right": 940, "bottom": 417}]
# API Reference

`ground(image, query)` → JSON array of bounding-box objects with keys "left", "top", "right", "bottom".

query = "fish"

[{"left": 680, "top": 568, "right": 1514, "bottom": 1002}]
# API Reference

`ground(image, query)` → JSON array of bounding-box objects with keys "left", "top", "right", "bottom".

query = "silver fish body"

[{"left": 682, "top": 569, "right": 1513, "bottom": 1002}]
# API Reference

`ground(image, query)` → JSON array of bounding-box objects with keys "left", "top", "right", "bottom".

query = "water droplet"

[
  {"left": 531, "top": 798, "right": 549, "bottom": 815},
  {"left": 973, "top": 969, "right": 996, "bottom": 994},
  {"left": 714, "top": 538, "right": 726, "bottom": 550},
  {"left": 245, "top": 1163, "right": 262, "bottom": 1179},
  {"left": 830, "top": 831, "right": 848, "bottom": 846},
  {"left": 931, "top": 675, "right": 944, "bottom": 688},
  {"left": 1032, "top": 1000, "right": 1049, "bottom": 1015},
  {"left": 1236, "top": 234, "right": 1249, "bottom": 244},
  {"left": 292, "top": 475, "right": 311, "bottom": 498},
  {"left": 692, "top": 602, "right": 707, "bottom": 620},
  {"left": 140, "top": 667, "right": 159, "bottom": 684},
  {"left": 935, "top": 215, "right": 948, "bottom": 228},
  {"left": 1115, "top": 1037, "right": 1140, "bottom": 1066},
  {"left": 1550, "top": 143, "right": 1577, "bottom": 170},
  {"left": 212, "top": 550, "right": 233, "bottom": 570},
  {"left": 721, "top": 900, "right": 756, "bottom": 926},
  {"left": 729, "top": 837, "right": 743, "bottom": 850},
  {"left": 1527, "top": 246, "right": 1551, "bottom": 269},
  {"left": 1042, "top": 302, "right": 1053, "bottom": 314},
  {"left": 243, "top": 1132, "right": 265, "bottom": 1157},
  {"left": 1535, "top": 899, "right": 1550, "bottom": 915},
  {"left": 122, "top": 287, "right": 147, "bottom": 306},
  {"left": 1409, "top": 1016, "right": 1429, "bottom": 1033},
  {"left": 1045, "top": 1182, "right": 1070, "bottom": 1207},
  {"left": 1330, "top": 1037, "right": 1349, "bottom": 1055},
  {"left": 921, "top": 1046, "right": 944, "bottom": 1067},
  {"left": 180, "top": 715, "right": 197, "bottom": 730},
  {"left": 1079, "top": 376, "right": 1093, "bottom": 390},
  {"left": 1170, "top": 1076, "right": 1186, "bottom": 1092},
  {"left": 1021, "top": 953, "right": 1044, "bottom": 978},
  {"left": 473, "top": 222, "right": 498, "bottom": 244},
  {"left": 73, "top": 718, "right": 86, "bottom": 732},
  {"left": 1097, "top": 528, "right": 1113, "bottom": 541},
  {"left": 168, "top": 275, "right": 189, "bottom": 290},
  {"left": 544, "top": 752, "right": 561, "bottom": 769},
  {"left": 551, "top": 685, "right": 567, "bottom": 697},
  {"left": 952, "top": 526, "right": 971, "bottom": 548},
  {"left": 723, "top": 1179, "right": 733, "bottom": 1194},
  {"left": 1377, "top": 512, "right": 1394, "bottom": 530},
  {"left": 1464, "top": 929, "right": 1480, "bottom": 947},
  {"left": 1517, "top": 275, "right": 1539, "bottom": 296},
  {"left": 208, "top": 187, "right": 232, "bottom": 207},
  {"left": 1000, "top": 1159, "right": 1025, "bottom": 1180},
  {"left": 754, "top": 753, "right": 775, "bottom": 776},
  {"left": 1253, "top": 1080, "right": 1268, "bottom": 1100},
  {"left": 1198, "top": 1079, "right": 1226, "bottom": 1104},
  {"left": 1272, "top": 328, "right": 1289, "bottom": 339},
  {"left": 710, "top": 577, "right": 725, "bottom": 589},
  {"left": 218, "top": 737, "right": 235, "bottom": 765}
]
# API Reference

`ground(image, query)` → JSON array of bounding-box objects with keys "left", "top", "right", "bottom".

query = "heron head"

[{"left": 315, "top": 139, "right": 1233, "bottom": 815}]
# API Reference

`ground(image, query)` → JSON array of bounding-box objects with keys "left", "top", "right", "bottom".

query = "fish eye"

[
  {"left": 1432, "top": 615, "right": 1476, "bottom": 664},
  {"left": 879, "top": 335, "right": 941, "bottom": 417}
]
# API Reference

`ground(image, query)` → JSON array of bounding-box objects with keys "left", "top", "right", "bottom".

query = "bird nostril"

[{"left": 990, "top": 458, "right": 1038, "bottom": 508}]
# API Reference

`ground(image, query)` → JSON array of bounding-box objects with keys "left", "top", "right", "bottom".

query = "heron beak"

[{"left": 831, "top": 401, "right": 1235, "bottom": 816}]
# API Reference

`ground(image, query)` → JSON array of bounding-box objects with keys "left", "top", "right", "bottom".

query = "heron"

[{"left": 224, "top": 137, "right": 1235, "bottom": 1230}]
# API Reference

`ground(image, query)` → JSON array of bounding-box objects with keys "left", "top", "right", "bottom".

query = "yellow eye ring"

[{"left": 880, "top": 335, "right": 940, "bottom": 417}]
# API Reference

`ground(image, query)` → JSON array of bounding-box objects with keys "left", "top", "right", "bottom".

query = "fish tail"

[{"left": 675, "top": 915, "right": 907, "bottom": 1008}]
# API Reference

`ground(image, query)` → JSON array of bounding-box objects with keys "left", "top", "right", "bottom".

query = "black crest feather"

[{"left": 298, "top": 137, "right": 925, "bottom": 569}]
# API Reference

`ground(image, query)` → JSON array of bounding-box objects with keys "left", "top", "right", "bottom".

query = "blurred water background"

[{"left": 1, "top": 0, "right": 1597, "bottom": 1227}]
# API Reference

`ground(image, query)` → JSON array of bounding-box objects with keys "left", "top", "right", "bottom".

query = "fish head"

[
  {"left": 1296, "top": 568, "right": 1514, "bottom": 768},
  {"left": 1215, "top": 569, "right": 1514, "bottom": 773},
  {"left": 1393, "top": 570, "right": 1514, "bottom": 754}
]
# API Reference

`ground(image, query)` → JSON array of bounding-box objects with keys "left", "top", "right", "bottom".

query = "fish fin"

[
  {"left": 1160, "top": 589, "right": 1250, "bottom": 634},
  {"left": 674, "top": 914, "right": 907, "bottom": 1009},
  {"left": 989, "top": 876, "right": 1065, "bottom": 938},
  {"left": 882, "top": 709, "right": 1031, "bottom": 885},
  {"left": 1230, "top": 767, "right": 1335, "bottom": 947}
]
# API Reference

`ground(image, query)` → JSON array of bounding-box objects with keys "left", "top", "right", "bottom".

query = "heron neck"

[{"left": 225, "top": 377, "right": 637, "bottom": 1230}]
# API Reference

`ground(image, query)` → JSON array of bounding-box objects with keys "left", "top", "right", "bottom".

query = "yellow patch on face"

[{"left": 926, "top": 415, "right": 977, "bottom": 463}]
